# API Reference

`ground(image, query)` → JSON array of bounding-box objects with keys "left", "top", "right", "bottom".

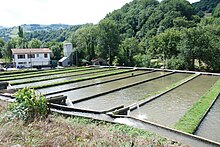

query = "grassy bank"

[
  {"left": 174, "top": 79, "right": 220, "bottom": 134},
  {"left": 0, "top": 104, "right": 184, "bottom": 146}
]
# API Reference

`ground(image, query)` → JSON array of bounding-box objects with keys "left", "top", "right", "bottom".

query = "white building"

[
  {"left": 58, "top": 43, "right": 73, "bottom": 67},
  {"left": 11, "top": 48, "right": 52, "bottom": 68}
]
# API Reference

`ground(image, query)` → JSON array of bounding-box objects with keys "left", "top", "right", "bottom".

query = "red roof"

[{"left": 11, "top": 48, "right": 52, "bottom": 54}]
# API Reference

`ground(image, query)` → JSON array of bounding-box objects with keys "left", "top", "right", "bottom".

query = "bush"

[{"left": 6, "top": 87, "right": 48, "bottom": 122}]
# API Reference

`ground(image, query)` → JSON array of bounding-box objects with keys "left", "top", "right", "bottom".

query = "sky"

[{"left": 1, "top": 0, "right": 200, "bottom": 27}]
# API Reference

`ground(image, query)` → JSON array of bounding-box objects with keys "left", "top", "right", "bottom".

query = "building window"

[
  {"left": 28, "top": 54, "right": 35, "bottom": 58},
  {"left": 18, "top": 62, "right": 27, "bottom": 64},
  {"left": 17, "top": 54, "right": 25, "bottom": 59},
  {"left": 44, "top": 53, "right": 48, "bottom": 58},
  {"left": 35, "top": 54, "right": 39, "bottom": 58}
]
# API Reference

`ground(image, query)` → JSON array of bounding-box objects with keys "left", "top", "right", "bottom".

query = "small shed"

[
  {"left": 58, "top": 57, "right": 69, "bottom": 67},
  {"left": 91, "top": 58, "right": 107, "bottom": 66}
]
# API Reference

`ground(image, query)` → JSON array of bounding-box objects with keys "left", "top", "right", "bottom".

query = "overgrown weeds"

[
  {"left": 4, "top": 87, "right": 48, "bottom": 123},
  {"left": 0, "top": 114, "right": 186, "bottom": 146}
]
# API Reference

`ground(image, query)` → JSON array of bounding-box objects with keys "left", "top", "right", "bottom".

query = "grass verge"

[
  {"left": 0, "top": 107, "right": 184, "bottom": 146},
  {"left": 174, "top": 78, "right": 220, "bottom": 134},
  {"left": 31, "top": 69, "right": 132, "bottom": 89}
]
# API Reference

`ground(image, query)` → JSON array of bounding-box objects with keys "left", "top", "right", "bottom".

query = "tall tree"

[
  {"left": 18, "top": 26, "right": 24, "bottom": 38},
  {"left": 148, "top": 28, "right": 181, "bottom": 68},
  {"left": 119, "top": 37, "right": 141, "bottom": 66},
  {"left": 72, "top": 24, "right": 98, "bottom": 61},
  {"left": 17, "top": 26, "right": 28, "bottom": 48},
  {"left": 28, "top": 38, "right": 42, "bottom": 48},
  {"left": 98, "top": 19, "right": 120, "bottom": 65},
  {"left": 178, "top": 27, "right": 210, "bottom": 70},
  {"left": 2, "top": 38, "right": 17, "bottom": 61},
  {"left": 0, "top": 38, "right": 5, "bottom": 58}
]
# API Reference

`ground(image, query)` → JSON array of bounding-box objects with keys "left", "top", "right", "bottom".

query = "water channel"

[
  {"left": 38, "top": 70, "right": 148, "bottom": 94},
  {"left": 11, "top": 68, "right": 112, "bottom": 89},
  {"left": 73, "top": 73, "right": 190, "bottom": 111},
  {"left": 48, "top": 71, "right": 168, "bottom": 101},
  {"left": 9, "top": 67, "right": 101, "bottom": 83},
  {"left": 129, "top": 75, "right": 219, "bottom": 127},
  {"left": 195, "top": 95, "right": 220, "bottom": 143}
]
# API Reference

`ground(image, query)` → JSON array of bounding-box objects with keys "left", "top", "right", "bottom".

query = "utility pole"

[
  {"left": 30, "top": 51, "right": 33, "bottom": 69},
  {"left": 76, "top": 48, "right": 78, "bottom": 66},
  {"left": 108, "top": 45, "right": 111, "bottom": 68},
  {"left": 163, "top": 48, "right": 165, "bottom": 69}
]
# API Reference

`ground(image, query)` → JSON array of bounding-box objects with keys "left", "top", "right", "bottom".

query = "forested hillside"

[
  {"left": 25, "top": 25, "right": 81, "bottom": 42},
  {"left": 0, "top": 24, "right": 78, "bottom": 42},
  {"left": 1, "top": 0, "right": 220, "bottom": 72},
  {"left": 193, "top": 0, "right": 220, "bottom": 15}
]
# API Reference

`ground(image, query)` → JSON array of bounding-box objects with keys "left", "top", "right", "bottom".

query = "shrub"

[{"left": 6, "top": 87, "right": 48, "bottom": 122}]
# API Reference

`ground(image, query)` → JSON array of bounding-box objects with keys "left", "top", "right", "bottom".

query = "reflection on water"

[
  {"left": 195, "top": 95, "right": 220, "bottom": 143},
  {"left": 73, "top": 73, "right": 190, "bottom": 111},
  {"left": 129, "top": 75, "right": 219, "bottom": 127},
  {"left": 12, "top": 69, "right": 109, "bottom": 89},
  {"left": 49, "top": 71, "right": 167, "bottom": 101},
  {"left": 39, "top": 70, "right": 147, "bottom": 94}
]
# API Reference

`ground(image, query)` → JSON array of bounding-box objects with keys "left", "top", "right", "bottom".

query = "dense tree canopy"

[{"left": 1, "top": 0, "right": 220, "bottom": 72}]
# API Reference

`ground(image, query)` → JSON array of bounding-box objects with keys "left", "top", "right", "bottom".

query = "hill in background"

[{"left": 0, "top": 24, "right": 80, "bottom": 42}]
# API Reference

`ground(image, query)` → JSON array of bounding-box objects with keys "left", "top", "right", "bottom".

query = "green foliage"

[
  {"left": 174, "top": 79, "right": 220, "bottom": 133},
  {"left": 98, "top": 19, "right": 120, "bottom": 65},
  {"left": 212, "top": 3, "right": 220, "bottom": 17},
  {"left": 1, "top": 38, "right": 16, "bottom": 61},
  {"left": 18, "top": 26, "right": 24, "bottom": 38},
  {"left": 7, "top": 87, "right": 48, "bottom": 122},
  {"left": 0, "top": 38, "right": 5, "bottom": 58},
  {"left": 193, "top": 0, "right": 220, "bottom": 14},
  {"left": 133, "top": 54, "right": 152, "bottom": 67},
  {"left": 28, "top": 38, "right": 42, "bottom": 48},
  {"left": 0, "top": 0, "right": 220, "bottom": 71},
  {"left": 119, "top": 37, "right": 142, "bottom": 66},
  {"left": 72, "top": 24, "right": 98, "bottom": 62},
  {"left": 25, "top": 25, "right": 81, "bottom": 42}
]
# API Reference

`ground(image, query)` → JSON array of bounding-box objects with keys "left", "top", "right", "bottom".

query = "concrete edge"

[
  {"left": 34, "top": 69, "right": 133, "bottom": 89},
  {"left": 131, "top": 73, "right": 201, "bottom": 109},
  {"left": 71, "top": 72, "right": 175, "bottom": 104},
  {"left": 193, "top": 93, "right": 220, "bottom": 134},
  {"left": 50, "top": 108, "right": 115, "bottom": 122},
  {"left": 1, "top": 66, "right": 95, "bottom": 82},
  {"left": 45, "top": 70, "right": 155, "bottom": 96},
  {"left": 48, "top": 103, "right": 103, "bottom": 114},
  {"left": 100, "top": 66, "right": 220, "bottom": 76},
  {"left": 113, "top": 73, "right": 200, "bottom": 114},
  {"left": 11, "top": 68, "right": 115, "bottom": 85},
  {"left": 130, "top": 116, "right": 220, "bottom": 146},
  {"left": 112, "top": 114, "right": 220, "bottom": 146}
]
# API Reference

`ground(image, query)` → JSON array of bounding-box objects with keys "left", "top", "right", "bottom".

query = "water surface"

[
  {"left": 195, "top": 95, "right": 220, "bottom": 143},
  {"left": 73, "top": 73, "right": 190, "bottom": 111},
  {"left": 129, "top": 75, "right": 219, "bottom": 127},
  {"left": 48, "top": 71, "right": 168, "bottom": 101},
  {"left": 39, "top": 70, "right": 147, "bottom": 94}
]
